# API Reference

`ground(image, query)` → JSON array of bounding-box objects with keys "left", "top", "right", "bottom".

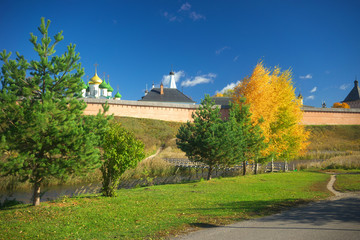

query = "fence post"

[{"left": 284, "top": 160, "right": 288, "bottom": 172}]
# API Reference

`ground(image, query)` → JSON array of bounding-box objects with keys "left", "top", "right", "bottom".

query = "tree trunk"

[
  {"left": 207, "top": 166, "right": 212, "bottom": 180},
  {"left": 32, "top": 181, "right": 41, "bottom": 206},
  {"left": 242, "top": 161, "right": 246, "bottom": 176},
  {"left": 271, "top": 158, "right": 274, "bottom": 172},
  {"left": 254, "top": 162, "right": 258, "bottom": 175}
]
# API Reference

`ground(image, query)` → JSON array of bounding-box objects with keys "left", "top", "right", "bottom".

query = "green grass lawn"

[
  {"left": 0, "top": 172, "right": 330, "bottom": 240},
  {"left": 334, "top": 174, "right": 360, "bottom": 192}
]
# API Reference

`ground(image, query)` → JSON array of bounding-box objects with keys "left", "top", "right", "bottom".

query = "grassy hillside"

[
  {"left": 112, "top": 117, "right": 183, "bottom": 156},
  {"left": 115, "top": 118, "right": 360, "bottom": 153},
  {"left": 305, "top": 125, "right": 360, "bottom": 151}
]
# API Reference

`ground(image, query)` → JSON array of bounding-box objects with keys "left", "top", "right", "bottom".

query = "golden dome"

[{"left": 89, "top": 72, "right": 102, "bottom": 84}]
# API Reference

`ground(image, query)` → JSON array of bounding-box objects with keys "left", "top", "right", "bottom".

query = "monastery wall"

[
  {"left": 83, "top": 99, "right": 360, "bottom": 125},
  {"left": 301, "top": 107, "right": 360, "bottom": 125},
  {"left": 83, "top": 99, "right": 198, "bottom": 123}
]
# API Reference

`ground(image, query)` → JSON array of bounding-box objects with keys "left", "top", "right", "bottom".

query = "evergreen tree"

[
  {"left": 228, "top": 99, "right": 267, "bottom": 175},
  {"left": 0, "top": 18, "right": 102, "bottom": 206},
  {"left": 176, "top": 95, "right": 235, "bottom": 180}
]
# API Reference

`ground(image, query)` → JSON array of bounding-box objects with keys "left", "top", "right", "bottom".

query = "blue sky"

[{"left": 1, "top": 0, "right": 359, "bottom": 106}]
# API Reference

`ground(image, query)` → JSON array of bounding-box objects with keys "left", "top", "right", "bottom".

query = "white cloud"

[
  {"left": 169, "top": 16, "right": 178, "bottom": 22},
  {"left": 163, "top": 11, "right": 180, "bottom": 22},
  {"left": 161, "top": 70, "right": 185, "bottom": 87},
  {"left": 189, "top": 11, "right": 206, "bottom": 21},
  {"left": 215, "top": 46, "right": 230, "bottom": 55},
  {"left": 340, "top": 84, "right": 350, "bottom": 90},
  {"left": 179, "top": 2, "right": 191, "bottom": 11},
  {"left": 216, "top": 81, "right": 241, "bottom": 94},
  {"left": 299, "top": 74, "right": 312, "bottom": 79},
  {"left": 310, "top": 86, "right": 317, "bottom": 93},
  {"left": 233, "top": 55, "right": 239, "bottom": 62},
  {"left": 163, "top": 2, "right": 205, "bottom": 22},
  {"left": 181, "top": 73, "right": 216, "bottom": 87},
  {"left": 305, "top": 95, "right": 315, "bottom": 100}
]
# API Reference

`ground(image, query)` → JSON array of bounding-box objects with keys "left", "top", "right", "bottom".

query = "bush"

[{"left": 101, "top": 123, "right": 145, "bottom": 197}]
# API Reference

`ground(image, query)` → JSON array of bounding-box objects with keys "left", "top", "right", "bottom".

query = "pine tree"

[
  {"left": 228, "top": 99, "right": 267, "bottom": 175},
  {"left": 0, "top": 18, "right": 103, "bottom": 206},
  {"left": 176, "top": 95, "right": 231, "bottom": 180}
]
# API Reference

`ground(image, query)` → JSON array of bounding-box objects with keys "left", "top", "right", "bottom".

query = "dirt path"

[
  {"left": 143, "top": 147, "right": 163, "bottom": 161},
  {"left": 327, "top": 175, "right": 342, "bottom": 197},
  {"left": 327, "top": 174, "right": 360, "bottom": 200}
]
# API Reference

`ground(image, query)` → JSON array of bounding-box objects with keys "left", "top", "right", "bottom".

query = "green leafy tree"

[
  {"left": 101, "top": 123, "right": 145, "bottom": 197},
  {"left": 176, "top": 95, "right": 236, "bottom": 180},
  {"left": 0, "top": 18, "right": 102, "bottom": 206}
]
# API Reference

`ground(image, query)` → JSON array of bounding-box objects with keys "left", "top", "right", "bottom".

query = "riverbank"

[
  {"left": 0, "top": 171, "right": 331, "bottom": 239},
  {"left": 1, "top": 122, "right": 359, "bottom": 193}
]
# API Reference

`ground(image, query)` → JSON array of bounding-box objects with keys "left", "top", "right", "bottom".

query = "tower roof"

[
  {"left": 99, "top": 79, "right": 108, "bottom": 89},
  {"left": 89, "top": 72, "right": 102, "bottom": 85},
  {"left": 343, "top": 79, "right": 360, "bottom": 102},
  {"left": 139, "top": 88, "right": 195, "bottom": 103},
  {"left": 114, "top": 92, "right": 122, "bottom": 98},
  {"left": 107, "top": 80, "right": 114, "bottom": 92},
  {"left": 169, "top": 69, "right": 177, "bottom": 89},
  {"left": 81, "top": 79, "right": 87, "bottom": 89}
]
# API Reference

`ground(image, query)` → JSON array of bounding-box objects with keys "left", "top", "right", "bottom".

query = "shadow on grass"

[
  {"left": 0, "top": 198, "right": 28, "bottom": 210},
  {"left": 70, "top": 194, "right": 101, "bottom": 199},
  {"left": 191, "top": 199, "right": 309, "bottom": 216},
  {"left": 185, "top": 199, "right": 309, "bottom": 228},
  {"left": 0, "top": 194, "right": 103, "bottom": 211},
  {"left": 188, "top": 196, "right": 360, "bottom": 227},
  {"left": 189, "top": 223, "right": 219, "bottom": 228}
]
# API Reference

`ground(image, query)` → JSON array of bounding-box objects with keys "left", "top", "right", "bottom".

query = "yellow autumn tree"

[
  {"left": 214, "top": 88, "right": 235, "bottom": 97},
  {"left": 332, "top": 102, "right": 350, "bottom": 109},
  {"left": 232, "top": 62, "right": 309, "bottom": 160}
]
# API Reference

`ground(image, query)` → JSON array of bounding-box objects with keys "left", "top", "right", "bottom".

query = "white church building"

[{"left": 81, "top": 66, "right": 121, "bottom": 100}]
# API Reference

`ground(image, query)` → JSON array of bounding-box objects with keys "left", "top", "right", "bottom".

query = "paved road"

[{"left": 174, "top": 176, "right": 360, "bottom": 240}]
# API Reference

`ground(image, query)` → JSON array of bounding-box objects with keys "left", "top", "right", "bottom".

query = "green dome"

[
  {"left": 99, "top": 80, "right": 109, "bottom": 89},
  {"left": 107, "top": 80, "right": 114, "bottom": 92},
  {"left": 81, "top": 79, "right": 87, "bottom": 89},
  {"left": 114, "top": 92, "right": 122, "bottom": 98}
]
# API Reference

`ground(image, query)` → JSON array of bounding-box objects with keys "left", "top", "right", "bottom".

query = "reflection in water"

[
  {"left": 0, "top": 183, "right": 101, "bottom": 204},
  {"left": 1, "top": 173, "right": 220, "bottom": 204}
]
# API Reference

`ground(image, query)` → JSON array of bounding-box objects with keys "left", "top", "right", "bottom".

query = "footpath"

[{"left": 173, "top": 175, "right": 360, "bottom": 240}]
